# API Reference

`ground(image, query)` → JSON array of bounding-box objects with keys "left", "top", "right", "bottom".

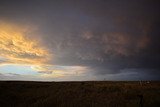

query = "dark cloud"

[{"left": 0, "top": 0, "right": 160, "bottom": 80}]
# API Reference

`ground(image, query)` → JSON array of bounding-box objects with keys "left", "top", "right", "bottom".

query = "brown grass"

[{"left": 0, "top": 81, "right": 160, "bottom": 107}]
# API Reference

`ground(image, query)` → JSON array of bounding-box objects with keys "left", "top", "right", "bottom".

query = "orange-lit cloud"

[{"left": 0, "top": 21, "right": 50, "bottom": 65}]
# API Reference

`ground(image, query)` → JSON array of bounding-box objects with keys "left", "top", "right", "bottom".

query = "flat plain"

[{"left": 0, "top": 81, "right": 160, "bottom": 107}]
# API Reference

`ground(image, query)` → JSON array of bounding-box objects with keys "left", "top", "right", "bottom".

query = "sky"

[{"left": 0, "top": 0, "right": 160, "bottom": 81}]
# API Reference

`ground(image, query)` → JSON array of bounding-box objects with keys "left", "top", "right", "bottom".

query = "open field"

[{"left": 0, "top": 81, "right": 160, "bottom": 107}]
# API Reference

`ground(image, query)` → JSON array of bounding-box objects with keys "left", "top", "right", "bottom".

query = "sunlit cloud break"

[
  {"left": 0, "top": 21, "right": 56, "bottom": 75},
  {"left": 0, "top": 21, "right": 50, "bottom": 66}
]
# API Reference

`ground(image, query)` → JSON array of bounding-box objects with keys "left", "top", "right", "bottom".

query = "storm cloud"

[{"left": 0, "top": 0, "right": 160, "bottom": 80}]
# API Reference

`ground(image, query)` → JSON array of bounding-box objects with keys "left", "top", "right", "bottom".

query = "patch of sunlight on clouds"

[
  {"left": 0, "top": 20, "right": 50, "bottom": 65},
  {"left": 0, "top": 20, "right": 55, "bottom": 77}
]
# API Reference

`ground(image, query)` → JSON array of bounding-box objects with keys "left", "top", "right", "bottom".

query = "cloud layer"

[
  {"left": 0, "top": 21, "right": 50, "bottom": 65},
  {"left": 0, "top": 0, "right": 160, "bottom": 80}
]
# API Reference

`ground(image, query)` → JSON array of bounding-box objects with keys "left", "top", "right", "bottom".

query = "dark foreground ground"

[{"left": 0, "top": 81, "right": 160, "bottom": 107}]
